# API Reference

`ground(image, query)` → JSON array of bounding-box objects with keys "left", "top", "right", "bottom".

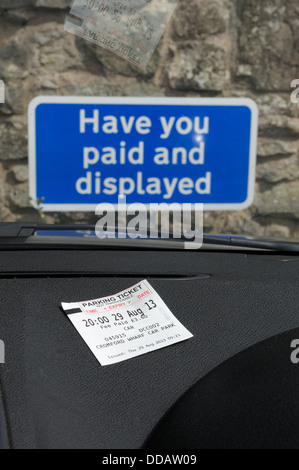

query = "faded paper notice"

[{"left": 65, "top": 0, "right": 179, "bottom": 69}]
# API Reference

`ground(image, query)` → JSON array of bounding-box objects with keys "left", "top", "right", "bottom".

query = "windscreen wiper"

[
  {"left": 0, "top": 223, "right": 96, "bottom": 238},
  {"left": 0, "top": 222, "right": 38, "bottom": 238},
  {"left": 202, "top": 234, "right": 299, "bottom": 253},
  {"left": 0, "top": 222, "right": 299, "bottom": 252}
]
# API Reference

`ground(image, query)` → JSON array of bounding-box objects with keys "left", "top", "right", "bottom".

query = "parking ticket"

[
  {"left": 65, "top": 0, "right": 179, "bottom": 69},
  {"left": 61, "top": 280, "right": 193, "bottom": 366}
]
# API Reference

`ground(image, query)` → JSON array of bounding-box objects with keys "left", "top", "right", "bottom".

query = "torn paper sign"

[
  {"left": 65, "top": 0, "right": 179, "bottom": 69},
  {"left": 62, "top": 280, "right": 193, "bottom": 366}
]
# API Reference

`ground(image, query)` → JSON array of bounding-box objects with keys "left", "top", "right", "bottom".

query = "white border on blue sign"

[{"left": 28, "top": 96, "right": 258, "bottom": 212}]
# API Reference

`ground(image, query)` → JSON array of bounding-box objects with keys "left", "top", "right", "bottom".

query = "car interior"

[{"left": 1, "top": 237, "right": 299, "bottom": 449}]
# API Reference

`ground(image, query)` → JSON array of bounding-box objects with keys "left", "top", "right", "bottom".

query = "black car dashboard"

[{"left": 0, "top": 248, "right": 299, "bottom": 449}]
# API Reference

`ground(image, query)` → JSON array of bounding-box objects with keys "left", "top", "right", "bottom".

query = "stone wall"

[{"left": 0, "top": 0, "right": 299, "bottom": 237}]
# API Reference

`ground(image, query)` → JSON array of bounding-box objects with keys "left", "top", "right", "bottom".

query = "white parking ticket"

[{"left": 62, "top": 280, "right": 193, "bottom": 366}]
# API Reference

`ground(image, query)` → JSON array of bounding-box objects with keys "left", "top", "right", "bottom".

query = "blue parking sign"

[{"left": 28, "top": 97, "right": 258, "bottom": 211}]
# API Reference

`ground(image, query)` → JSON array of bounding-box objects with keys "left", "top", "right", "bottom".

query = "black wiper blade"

[
  {"left": 203, "top": 234, "right": 299, "bottom": 252},
  {"left": 0, "top": 223, "right": 97, "bottom": 238},
  {"left": 0, "top": 223, "right": 299, "bottom": 253},
  {"left": 0, "top": 223, "right": 37, "bottom": 238}
]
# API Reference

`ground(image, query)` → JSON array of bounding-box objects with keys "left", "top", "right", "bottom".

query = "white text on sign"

[{"left": 76, "top": 109, "right": 211, "bottom": 199}]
